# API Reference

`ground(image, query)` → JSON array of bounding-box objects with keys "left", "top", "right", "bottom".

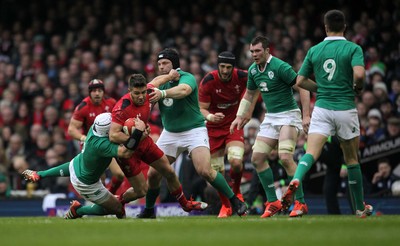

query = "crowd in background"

[{"left": 0, "top": 0, "right": 400, "bottom": 200}]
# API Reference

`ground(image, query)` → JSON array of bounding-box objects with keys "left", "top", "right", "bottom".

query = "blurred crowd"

[{"left": 0, "top": 0, "right": 400, "bottom": 199}]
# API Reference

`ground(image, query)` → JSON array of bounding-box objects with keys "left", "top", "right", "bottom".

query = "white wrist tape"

[
  {"left": 236, "top": 99, "right": 251, "bottom": 117},
  {"left": 206, "top": 114, "right": 214, "bottom": 121}
]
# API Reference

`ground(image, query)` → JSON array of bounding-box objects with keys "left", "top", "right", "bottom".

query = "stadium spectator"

[{"left": 370, "top": 158, "right": 398, "bottom": 197}]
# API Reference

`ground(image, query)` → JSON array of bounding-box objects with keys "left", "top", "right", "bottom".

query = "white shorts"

[
  {"left": 257, "top": 109, "right": 303, "bottom": 139},
  {"left": 309, "top": 106, "right": 360, "bottom": 140},
  {"left": 69, "top": 161, "right": 111, "bottom": 204},
  {"left": 156, "top": 127, "right": 209, "bottom": 158}
]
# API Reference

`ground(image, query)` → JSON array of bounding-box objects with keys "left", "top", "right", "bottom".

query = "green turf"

[{"left": 1, "top": 215, "right": 399, "bottom": 246}]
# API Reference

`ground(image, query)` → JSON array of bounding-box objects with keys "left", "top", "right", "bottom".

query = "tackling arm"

[
  {"left": 109, "top": 122, "right": 130, "bottom": 144},
  {"left": 149, "top": 69, "right": 180, "bottom": 88}
]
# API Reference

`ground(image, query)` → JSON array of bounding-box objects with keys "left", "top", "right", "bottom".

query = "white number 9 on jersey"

[{"left": 323, "top": 59, "right": 336, "bottom": 81}]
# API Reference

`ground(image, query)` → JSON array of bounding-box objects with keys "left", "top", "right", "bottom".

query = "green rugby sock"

[
  {"left": 347, "top": 164, "right": 365, "bottom": 211},
  {"left": 37, "top": 162, "right": 70, "bottom": 178},
  {"left": 210, "top": 172, "right": 235, "bottom": 199},
  {"left": 77, "top": 204, "right": 107, "bottom": 216},
  {"left": 257, "top": 168, "right": 277, "bottom": 202},
  {"left": 293, "top": 154, "right": 314, "bottom": 181}
]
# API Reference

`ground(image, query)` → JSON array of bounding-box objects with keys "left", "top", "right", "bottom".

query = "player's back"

[
  {"left": 73, "top": 126, "right": 118, "bottom": 184},
  {"left": 303, "top": 38, "right": 364, "bottom": 110}
]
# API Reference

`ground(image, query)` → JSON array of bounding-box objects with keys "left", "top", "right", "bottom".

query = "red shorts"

[
  {"left": 207, "top": 127, "right": 244, "bottom": 154},
  {"left": 117, "top": 136, "right": 164, "bottom": 177}
]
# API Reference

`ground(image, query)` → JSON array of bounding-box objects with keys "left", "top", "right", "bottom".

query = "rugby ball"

[{"left": 123, "top": 118, "right": 136, "bottom": 135}]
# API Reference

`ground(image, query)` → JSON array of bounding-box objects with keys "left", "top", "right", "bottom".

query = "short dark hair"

[
  {"left": 250, "top": 35, "right": 270, "bottom": 49},
  {"left": 128, "top": 74, "right": 147, "bottom": 89},
  {"left": 324, "top": 10, "right": 346, "bottom": 33}
]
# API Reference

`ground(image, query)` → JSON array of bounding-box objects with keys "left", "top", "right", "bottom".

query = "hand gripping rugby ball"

[{"left": 123, "top": 118, "right": 136, "bottom": 135}]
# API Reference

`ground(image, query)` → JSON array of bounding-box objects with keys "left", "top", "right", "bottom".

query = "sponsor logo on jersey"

[
  {"left": 260, "top": 82, "right": 268, "bottom": 92},
  {"left": 217, "top": 101, "right": 238, "bottom": 109}
]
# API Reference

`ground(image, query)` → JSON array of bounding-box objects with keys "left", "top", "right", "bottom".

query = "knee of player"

[
  {"left": 211, "top": 156, "right": 225, "bottom": 172},
  {"left": 197, "top": 166, "right": 214, "bottom": 182},
  {"left": 278, "top": 153, "right": 294, "bottom": 165},
  {"left": 229, "top": 159, "right": 243, "bottom": 172},
  {"left": 136, "top": 185, "right": 148, "bottom": 198}
]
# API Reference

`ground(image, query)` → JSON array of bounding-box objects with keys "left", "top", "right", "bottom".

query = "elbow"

[{"left": 109, "top": 133, "right": 118, "bottom": 143}]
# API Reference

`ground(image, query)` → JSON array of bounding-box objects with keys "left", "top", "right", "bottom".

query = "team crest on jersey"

[
  {"left": 268, "top": 71, "right": 274, "bottom": 79},
  {"left": 162, "top": 98, "right": 173, "bottom": 107},
  {"left": 251, "top": 68, "right": 257, "bottom": 75}
]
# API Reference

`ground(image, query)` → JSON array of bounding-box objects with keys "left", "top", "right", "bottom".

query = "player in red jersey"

[
  {"left": 68, "top": 79, "right": 125, "bottom": 194},
  {"left": 109, "top": 73, "right": 208, "bottom": 214},
  {"left": 199, "top": 51, "right": 251, "bottom": 217}
]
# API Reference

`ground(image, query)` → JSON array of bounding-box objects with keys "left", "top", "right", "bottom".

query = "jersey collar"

[
  {"left": 258, "top": 55, "right": 273, "bottom": 72},
  {"left": 324, "top": 36, "right": 346, "bottom": 41}
]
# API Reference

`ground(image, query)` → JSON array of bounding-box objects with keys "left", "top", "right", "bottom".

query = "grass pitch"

[{"left": 1, "top": 215, "right": 399, "bottom": 246}]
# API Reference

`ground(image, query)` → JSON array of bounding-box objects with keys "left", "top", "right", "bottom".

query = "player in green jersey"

[
  {"left": 280, "top": 9, "right": 373, "bottom": 218},
  {"left": 24, "top": 112, "right": 146, "bottom": 219},
  {"left": 231, "top": 35, "right": 311, "bottom": 218},
  {"left": 137, "top": 48, "right": 248, "bottom": 218}
]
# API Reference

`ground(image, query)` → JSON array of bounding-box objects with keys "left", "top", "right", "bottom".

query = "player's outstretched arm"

[{"left": 149, "top": 69, "right": 180, "bottom": 88}]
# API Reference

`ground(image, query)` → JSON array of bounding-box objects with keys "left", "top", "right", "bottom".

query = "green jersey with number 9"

[{"left": 298, "top": 37, "right": 364, "bottom": 110}]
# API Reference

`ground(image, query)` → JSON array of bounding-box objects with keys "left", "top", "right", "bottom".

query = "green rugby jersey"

[
  {"left": 73, "top": 126, "right": 119, "bottom": 185},
  {"left": 158, "top": 69, "right": 205, "bottom": 132},
  {"left": 298, "top": 37, "right": 364, "bottom": 110},
  {"left": 247, "top": 56, "right": 298, "bottom": 113}
]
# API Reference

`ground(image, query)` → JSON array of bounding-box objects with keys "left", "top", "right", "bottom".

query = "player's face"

[
  {"left": 157, "top": 59, "right": 173, "bottom": 75},
  {"left": 89, "top": 88, "right": 104, "bottom": 105},
  {"left": 218, "top": 63, "right": 234, "bottom": 82},
  {"left": 129, "top": 86, "right": 147, "bottom": 106},
  {"left": 250, "top": 43, "right": 269, "bottom": 65}
]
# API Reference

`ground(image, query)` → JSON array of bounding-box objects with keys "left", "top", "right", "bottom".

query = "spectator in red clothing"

[{"left": 31, "top": 95, "right": 46, "bottom": 125}]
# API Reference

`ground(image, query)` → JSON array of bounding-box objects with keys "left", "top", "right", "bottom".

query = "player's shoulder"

[
  {"left": 200, "top": 71, "right": 217, "bottom": 86},
  {"left": 114, "top": 94, "right": 131, "bottom": 110},
  {"left": 104, "top": 96, "right": 117, "bottom": 104},
  {"left": 248, "top": 63, "right": 258, "bottom": 76},
  {"left": 234, "top": 68, "right": 248, "bottom": 79},
  {"left": 75, "top": 97, "right": 90, "bottom": 111},
  {"left": 179, "top": 69, "right": 196, "bottom": 80}
]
